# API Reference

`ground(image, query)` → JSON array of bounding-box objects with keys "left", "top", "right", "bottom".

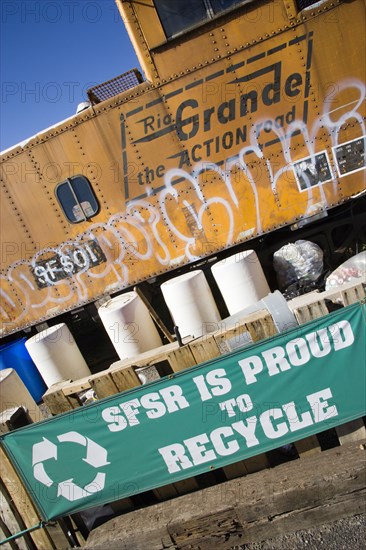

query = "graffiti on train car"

[
  {"left": 1, "top": 79, "right": 365, "bottom": 331},
  {"left": 1, "top": 20, "right": 365, "bottom": 336}
]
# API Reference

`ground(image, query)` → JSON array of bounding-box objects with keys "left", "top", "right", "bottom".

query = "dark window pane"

[
  {"left": 155, "top": 0, "right": 208, "bottom": 37},
  {"left": 210, "top": 0, "right": 244, "bottom": 14},
  {"left": 56, "top": 176, "right": 98, "bottom": 223},
  {"left": 296, "top": 0, "right": 320, "bottom": 10}
]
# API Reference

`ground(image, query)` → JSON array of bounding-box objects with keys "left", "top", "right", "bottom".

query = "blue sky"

[{"left": 0, "top": 0, "right": 140, "bottom": 151}]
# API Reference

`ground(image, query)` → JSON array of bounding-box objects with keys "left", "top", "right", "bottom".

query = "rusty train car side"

[{"left": 1, "top": 0, "right": 365, "bottom": 353}]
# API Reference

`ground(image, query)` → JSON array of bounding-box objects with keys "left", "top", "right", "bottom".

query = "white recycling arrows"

[
  {"left": 57, "top": 431, "right": 110, "bottom": 468},
  {"left": 32, "top": 431, "right": 109, "bottom": 502},
  {"left": 32, "top": 437, "right": 57, "bottom": 465},
  {"left": 33, "top": 462, "right": 54, "bottom": 487},
  {"left": 57, "top": 431, "right": 86, "bottom": 446},
  {"left": 32, "top": 438, "right": 57, "bottom": 487},
  {"left": 57, "top": 479, "right": 91, "bottom": 501},
  {"left": 83, "top": 438, "right": 110, "bottom": 468},
  {"left": 84, "top": 472, "right": 106, "bottom": 494}
]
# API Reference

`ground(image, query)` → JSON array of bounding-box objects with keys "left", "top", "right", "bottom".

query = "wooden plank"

[
  {"left": 61, "top": 375, "right": 92, "bottom": 396},
  {"left": 84, "top": 441, "right": 366, "bottom": 550},
  {"left": 155, "top": 478, "right": 199, "bottom": 499},
  {"left": 173, "top": 477, "right": 200, "bottom": 494},
  {"left": 291, "top": 299, "right": 329, "bottom": 324},
  {"left": 0, "top": 446, "right": 55, "bottom": 549},
  {"left": 335, "top": 418, "right": 366, "bottom": 445},
  {"left": 320, "top": 282, "right": 365, "bottom": 306},
  {"left": 0, "top": 510, "right": 24, "bottom": 550},
  {"left": 152, "top": 484, "right": 179, "bottom": 500},
  {"left": 213, "top": 323, "right": 252, "bottom": 354},
  {"left": 188, "top": 335, "right": 221, "bottom": 364},
  {"left": 242, "top": 454, "right": 270, "bottom": 473},
  {"left": 287, "top": 291, "right": 320, "bottom": 307},
  {"left": 109, "top": 339, "right": 192, "bottom": 371},
  {"left": 42, "top": 380, "right": 77, "bottom": 415},
  {"left": 110, "top": 366, "right": 142, "bottom": 392},
  {"left": 109, "top": 498, "right": 135, "bottom": 514},
  {"left": 166, "top": 345, "right": 197, "bottom": 372},
  {"left": 293, "top": 435, "right": 321, "bottom": 457},
  {"left": 89, "top": 372, "right": 119, "bottom": 399},
  {"left": 134, "top": 285, "right": 174, "bottom": 343},
  {"left": 243, "top": 310, "right": 277, "bottom": 342},
  {"left": 222, "top": 461, "right": 248, "bottom": 480},
  {"left": 340, "top": 283, "right": 366, "bottom": 305},
  {"left": 0, "top": 479, "right": 32, "bottom": 550},
  {"left": 168, "top": 508, "right": 244, "bottom": 549}
]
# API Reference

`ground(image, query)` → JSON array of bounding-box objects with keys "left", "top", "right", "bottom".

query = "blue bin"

[{"left": 0, "top": 338, "right": 47, "bottom": 403}]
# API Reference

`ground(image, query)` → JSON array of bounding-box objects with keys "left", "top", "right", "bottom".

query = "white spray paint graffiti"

[{"left": 1, "top": 80, "right": 365, "bottom": 330}]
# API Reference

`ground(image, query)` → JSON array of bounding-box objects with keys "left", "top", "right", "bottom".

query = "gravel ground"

[{"left": 232, "top": 514, "right": 366, "bottom": 550}]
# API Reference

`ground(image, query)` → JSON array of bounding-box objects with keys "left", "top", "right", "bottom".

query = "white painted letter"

[
  {"left": 184, "top": 434, "right": 216, "bottom": 466},
  {"left": 307, "top": 388, "right": 338, "bottom": 423},
  {"left": 260, "top": 408, "right": 288, "bottom": 439},
  {"left": 236, "top": 393, "right": 254, "bottom": 413},
  {"left": 329, "top": 320, "right": 355, "bottom": 351},
  {"left": 120, "top": 399, "right": 141, "bottom": 426},
  {"left": 306, "top": 328, "right": 331, "bottom": 357},
  {"left": 232, "top": 417, "right": 260, "bottom": 447},
  {"left": 282, "top": 401, "right": 313, "bottom": 432},
  {"left": 239, "top": 355, "right": 263, "bottom": 385},
  {"left": 286, "top": 338, "right": 311, "bottom": 366},
  {"left": 261, "top": 346, "right": 291, "bottom": 376},
  {"left": 102, "top": 406, "right": 127, "bottom": 432},
  {"left": 206, "top": 368, "right": 232, "bottom": 396},
  {"left": 158, "top": 443, "right": 193, "bottom": 474},
  {"left": 210, "top": 427, "right": 239, "bottom": 456},
  {"left": 140, "top": 392, "right": 166, "bottom": 419},
  {"left": 159, "top": 385, "right": 190, "bottom": 412}
]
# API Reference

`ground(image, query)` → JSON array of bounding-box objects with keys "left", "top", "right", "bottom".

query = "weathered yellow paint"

[{"left": 0, "top": 0, "right": 365, "bottom": 335}]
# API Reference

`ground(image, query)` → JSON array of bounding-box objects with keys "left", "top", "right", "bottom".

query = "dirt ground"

[{"left": 235, "top": 513, "right": 366, "bottom": 549}]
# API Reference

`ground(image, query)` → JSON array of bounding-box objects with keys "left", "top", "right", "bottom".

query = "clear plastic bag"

[
  {"left": 325, "top": 251, "right": 366, "bottom": 290},
  {"left": 273, "top": 240, "right": 324, "bottom": 291}
]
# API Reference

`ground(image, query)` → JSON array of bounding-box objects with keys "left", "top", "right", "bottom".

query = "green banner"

[{"left": 2, "top": 303, "right": 366, "bottom": 520}]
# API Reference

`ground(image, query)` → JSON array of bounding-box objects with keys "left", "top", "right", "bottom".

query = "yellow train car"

[{"left": 1, "top": 0, "right": 365, "bottom": 359}]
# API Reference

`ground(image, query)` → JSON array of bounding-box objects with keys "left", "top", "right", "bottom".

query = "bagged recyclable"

[
  {"left": 325, "top": 251, "right": 366, "bottom": 290},
  {"left": 273, "top": 240, "right": 324, "bottom": 292}
]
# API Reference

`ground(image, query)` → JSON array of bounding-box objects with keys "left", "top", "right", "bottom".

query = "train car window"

[
  {"left": 210, "top": 0, "right": 244, "bottom": 12},
  {"left": 55, "top": 176, "right": 99, "bottom": 223},
  {"left": 296, "top": 0, "right": 321, "bottom": 9},
  {"left": 154, "top": 0, "right": 245, "bottom": 38}
]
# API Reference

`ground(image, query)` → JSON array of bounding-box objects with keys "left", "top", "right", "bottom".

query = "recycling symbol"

[{"left": 32, "top": 431, "right": 110, "bottom": 502}]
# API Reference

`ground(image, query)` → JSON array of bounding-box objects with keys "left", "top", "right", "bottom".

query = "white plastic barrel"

[
  {"left": 0, "top": 368, "right": 42, "bottom": 423},
  {"left": 211, "top": 250, "right": 270, "bottom": 315},
  {"left": 25, "top": 323, "right": 91, "bottom": 387},
  {"left": 161, "top": 270, "right": 221, "bottom": 339},
  {"left": 98, "top": 292, "right": 162, "bottom": 360}
]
